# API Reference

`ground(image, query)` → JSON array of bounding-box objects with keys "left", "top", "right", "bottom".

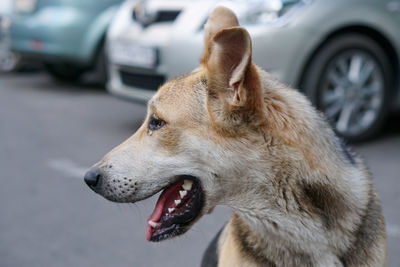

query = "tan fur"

[
  {"left": 219, "top": 219, "right": 259, "bottom": 267},
  {"left": 89, "top": 7, "right": 387, "bottom": 267}
]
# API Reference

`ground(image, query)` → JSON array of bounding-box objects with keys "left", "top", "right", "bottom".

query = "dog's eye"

[{"left": 148, "top": 116, "right": 166, "bottom": 131}]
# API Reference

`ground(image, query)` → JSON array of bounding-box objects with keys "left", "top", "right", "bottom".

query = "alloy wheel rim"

[{"left": 319, "top": 50, "right": 384, "bottom": 137}]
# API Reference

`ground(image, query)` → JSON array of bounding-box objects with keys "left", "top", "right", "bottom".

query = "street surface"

[{"left": 0, "top": 72, "right": 399, "bottom": 267}]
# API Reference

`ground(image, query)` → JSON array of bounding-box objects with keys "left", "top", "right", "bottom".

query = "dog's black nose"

[{"left": 84, "top": 167, "right": 101, "bottom": 190}]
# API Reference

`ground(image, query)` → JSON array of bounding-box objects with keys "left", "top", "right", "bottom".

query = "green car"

[{"left": 10, "top": 0, "right": 123, "bottom": 82}]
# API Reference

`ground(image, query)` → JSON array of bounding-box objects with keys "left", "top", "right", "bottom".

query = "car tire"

[
  {"left": 44, "top": 63, "right": 84, "bottom": 82},
  {"left": 301, "top": 33, "right": 394, "bottom": 142},
  {"left": 0, "top": 45, "right": 20, "bottom": 72}
]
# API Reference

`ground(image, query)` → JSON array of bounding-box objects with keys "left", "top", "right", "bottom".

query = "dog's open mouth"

[{"left": 146, "top": 177, "right": 203, "bottom": 242}]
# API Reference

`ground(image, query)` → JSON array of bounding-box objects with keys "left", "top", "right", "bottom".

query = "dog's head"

[{"left": 84, "top": 7, "right": 269, "bottom": 242}]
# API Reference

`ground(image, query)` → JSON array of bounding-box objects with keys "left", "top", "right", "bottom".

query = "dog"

[{"left": 84, "top": 6, "right": 387, "bottom": 267}]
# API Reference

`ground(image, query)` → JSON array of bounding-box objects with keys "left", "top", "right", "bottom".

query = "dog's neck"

[
  {"left": 227, "top": 211, "right": 345, "bottom": 267},
  {"left": 219, "top": 138, "right": 358, "bottom": 266},
  {"left": 229, "top": 212, "right": 314, "bottom": 266},
  {"left": 220, "top": 147, "right": 363, "bottom": 267}
]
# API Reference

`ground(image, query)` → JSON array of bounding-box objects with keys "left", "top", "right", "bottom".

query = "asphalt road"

[{"left": 0, "top": 72, "right": 399, "bottom": 267}]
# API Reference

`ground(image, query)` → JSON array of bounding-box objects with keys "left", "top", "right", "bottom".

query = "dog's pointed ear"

[
  {"left": 201, "top": 6, "right": 239, "bottom": 64},
  {"left": 206, "top": 27, "right": 252, "bottom": 105},
  {"left": 200, "top": 7, "right": 264, "bottom": 128},
  {"left": 202, "top": 24, "right": 264, "bottom": 127}
]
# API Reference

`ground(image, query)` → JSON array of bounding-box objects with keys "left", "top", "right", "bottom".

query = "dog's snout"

[{"left": 84, "top": 166, "right": 102, "bottom": 190}]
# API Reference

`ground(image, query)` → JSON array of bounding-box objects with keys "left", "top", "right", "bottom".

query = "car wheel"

[
  {"left": 301, "top": 33, "right": 394, "bottom": 142},
  {"left": 44, "top": 63, "right": 84, "bottom": 82},
  {"left": 0, "top": 46, "right": 20, "bottom": 72}
]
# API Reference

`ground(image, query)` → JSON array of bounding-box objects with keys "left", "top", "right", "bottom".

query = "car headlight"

[{"left": 219, "top": 0, "right": 311, "bottom": 26}]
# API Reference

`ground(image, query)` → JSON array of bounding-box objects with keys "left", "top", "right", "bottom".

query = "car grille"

[
  {"left": 119, "top": 71, "right": 165, "bottom": 91},
  {"left": 133, "top": 10, "right": 181, "bottom": 27}
]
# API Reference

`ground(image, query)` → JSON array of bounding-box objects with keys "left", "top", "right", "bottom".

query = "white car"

[{"left": 106, "top": 0, "right": 400, "bottom": 141}]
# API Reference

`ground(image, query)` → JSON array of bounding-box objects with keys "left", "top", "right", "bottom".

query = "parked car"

[
  {"left": 106, "top": 0, "right": 400, "bottom": 142},
  {"left": 10, "top": 0, "right": 123, "bottom": 82}
]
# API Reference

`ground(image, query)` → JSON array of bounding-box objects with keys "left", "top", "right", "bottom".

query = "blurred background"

[{"left": 0, "top": 0, "right": 399, "bottom": 266}]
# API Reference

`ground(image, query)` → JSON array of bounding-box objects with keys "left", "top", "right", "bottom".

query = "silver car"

[{"left": 106, "top": 0, "right": 400, "bottom": 141}]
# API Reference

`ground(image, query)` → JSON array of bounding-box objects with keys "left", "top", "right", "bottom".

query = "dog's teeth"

[
  {"left": 174, "top": 199, "right": 181, "bottom": 205},
  {"left": 148, "top": 221, "right": 158, "bottom": 228},
  {"left": 168, "top": 208, "right": 175, "bottom": 213},
  {"left": 182, "top": 180, "right": 193, "bottom": 191},
  {"left": 179, "top": 190, "right": 187, "bottom": 198}
]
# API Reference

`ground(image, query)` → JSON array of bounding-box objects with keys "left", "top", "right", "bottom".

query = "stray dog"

[{"left": 84, "top": 7, "right": 387, "bottom": 267}]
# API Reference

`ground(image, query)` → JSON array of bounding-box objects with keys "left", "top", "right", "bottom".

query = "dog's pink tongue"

[{"left": 146, "top": 181, "right": 184, "bottom": 241}]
